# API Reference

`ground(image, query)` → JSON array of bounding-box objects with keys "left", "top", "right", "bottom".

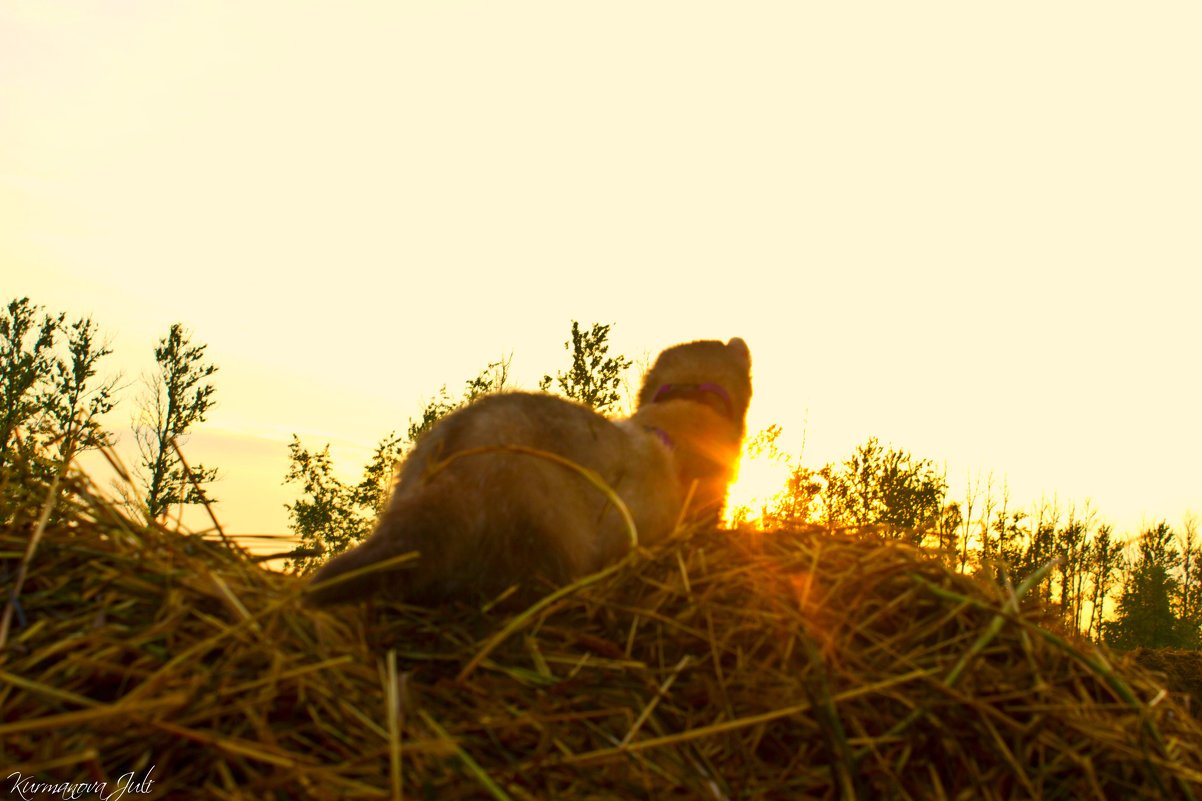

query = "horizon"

[{"left": 50, "top": 319, "right": 1198, "bottom": 554}]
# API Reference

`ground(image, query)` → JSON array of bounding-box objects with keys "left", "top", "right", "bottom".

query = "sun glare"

[{"left": 723, "top": 425, "right": 795, "bottom": 528}]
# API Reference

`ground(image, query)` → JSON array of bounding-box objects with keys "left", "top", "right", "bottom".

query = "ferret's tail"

[
  {"left": 303, "top": 485, "right": 482, "bottom": 607},
  {"left": 303, "top": 530, "right": 407, "bottom": 606}
]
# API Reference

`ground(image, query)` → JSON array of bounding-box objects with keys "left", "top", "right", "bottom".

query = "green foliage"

[
  {"left": 406, "top": 357, "right": 511, "bottom": 444},
  {"left": 404, "top": 387, "right": 457, "bottom": 445},
  {"left": 992, "top": 510, "right": 1030, "bottom": 580},
  {"left": 1086, "top": 524, "right": 1124, "bottom": 640},
  {"left": 135, "top": 323, "right": 219, "bottom": 521},
  {"left": 275, "top": 322, "right": 1197, "bottom": 653},
  {"left": 1179, "top": 516, "right": 1202, "bottom": 642},
  {"left": 731, "top": 434, "right": 948, "bottom": 542},
  {"left": 1013, "top": 516, "right": 1058, "bottom": 604},
  {"left": 932, "top": 501, "right": 962, "bottom": 562},
  {"left": 821, "top": 437, "right": 948, "bottom": 543},
  {"left": 755, "top": 439, "right": 1141, "bottom": 646},
  {"left": 43, "top": 315, "right": 119, "bottom": 463},
  {"left": 1104, "top": 522, "right": 1197, "bottom": 650},
  {"left": 1, "top": 299, "right": 119, "bottom": 520},
  {"left": 0, "top": 298, "right": 60, "bottom": 470},
  {"left": 769, "top": 463, "right": 825, "bottom": 529},
  {"left": 286, "top": 358, "right": 510, "bottom": 570},
  {"left": 539, "top": 321, "right": 632, "bottom": 414},
  {"left": 282, "top": 431, "right": 404, "bottom": 573},
  {"left": 288, "top": 323, "right": 629, "bottom": 570},
  {"left": 1054, "top": 507, "right": 1094, "bottom": 633}
]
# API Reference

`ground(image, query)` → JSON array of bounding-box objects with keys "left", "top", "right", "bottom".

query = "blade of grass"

[
  {"left": 457, "top": 555, "right": 634, "bottom": 682},
  {"left": 0, "top": 458, "right": 67, "bottom": 648},
  {"left": 419, "top": 709, "right": 513, "bottom": 801}
]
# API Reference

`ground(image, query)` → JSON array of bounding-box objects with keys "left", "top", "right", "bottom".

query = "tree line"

[
  {"left": 0, "top": 297, "right": 218, "bottom": 524},
  {"left": 284, "top": 321, "right": 1198, "bottom": 651},
  {"left": 3, "top": 298, "right": 1195, "bottom": 651},
  {"left": 729, "top": 427, "right": 1200, "bottom": 651}
]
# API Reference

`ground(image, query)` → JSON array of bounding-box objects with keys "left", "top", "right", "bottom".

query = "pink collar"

[
  {"left": 644, "top": 425, "right": 673, "bottom": 449},
  {"left": 651, "top": 382, "right": 733, "bottom": 419}
]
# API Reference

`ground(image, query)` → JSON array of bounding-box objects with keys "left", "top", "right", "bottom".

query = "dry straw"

[{"left": 3, "top": 460, "right": 1202, "bottom": 800}]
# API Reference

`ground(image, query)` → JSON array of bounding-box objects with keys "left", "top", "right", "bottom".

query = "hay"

[
  {"left": 3, "top": 469, "right": 1202, "bottom": 800},
  {"left": 1132, "top": 648, "right": 1202, "bottom": 721}
]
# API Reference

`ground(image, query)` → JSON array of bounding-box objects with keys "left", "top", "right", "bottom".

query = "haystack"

[
  {"left": 3, "top": 469, "right": 1202, "bottom": 800},
  {"left": 1133, "top": 648, "right": 1202, "bottom": 721}
]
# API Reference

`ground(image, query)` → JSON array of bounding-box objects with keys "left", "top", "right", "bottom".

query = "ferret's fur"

[{"left": 306, "top": 337, "right": 751, "bottom": 605}]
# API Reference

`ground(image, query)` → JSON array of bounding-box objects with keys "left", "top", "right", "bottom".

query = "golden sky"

[{"left": 2, "top": 2, "right": 1199, "bottom": 541}]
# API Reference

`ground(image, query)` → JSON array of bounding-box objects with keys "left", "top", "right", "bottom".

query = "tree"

[
  {"left": 1178, "top": 513, "right": 1202, "bottom": 645},
  {"left": 43, "top": 315, "right": 119, "bottom": 464},
  {"left": 1006, "top": 496, "right": 1060, "bottom": 606},
  {"left": 769, "top": 463, "right": 825, "bottom": 528},
  {"left": 822, "top": 437, "right": 947, "bottom": 544},
  {"left": 976, "top": 473, "right": 1001, "bottom": 566},
  {"left": 1086, "top": 524, "right": 1124, "bottom": 642},
  {"left": 726, "top": 424, "right": 822, "bottom": 528},
  {"left": 1, "top": 299, "right": 123, "bottom": 520},
  {"left": 287, "top": 359, "right": 510, "bottom": 570},
  {"left": 283, "top": 431, "right": 404, "bottom": 572},
  {"left": 1104, "top": 522, "right": 1191, "bottom": 650},
  {"left": 956, "top": 470, "right": 983, "bottom": 573},
  {"left": 539, "top": 321, "right": 632, "bottom": 414},
  {"left": 0, "top": 298, "right": 60, "bottom": 470},
  {"left": 1054, "top": 502, "right": 1095, "bottom": 632},
  {"left": 134, "top": 323, "right": 218, "bottom": 521},
  {"left": 934, "top": 501, "right": 962, "bottom": 564},
  {"left": 406, "top": 356, "right": 511, "bottom": 444}
]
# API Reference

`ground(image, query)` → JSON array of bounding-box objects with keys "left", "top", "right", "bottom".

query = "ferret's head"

[{"left": 637, "top": 338, "right": 752, "bottom": 435}]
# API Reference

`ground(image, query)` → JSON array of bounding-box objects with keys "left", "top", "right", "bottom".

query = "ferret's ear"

[{"left": 726, "top": 337, "right": 751, "bottom": 367}]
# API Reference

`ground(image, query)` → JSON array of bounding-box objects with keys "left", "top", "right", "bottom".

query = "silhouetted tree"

[
  {"left": 956, "top": 471, "right": 983, "bottom": 573},
  {"left": 1104, "top": 522, "right": 1190, "bottom": 650},
  {"left": 288, "top": 359, "right": 510, "bottom": 569},
  {"left": 134, "top": 323, "right": 218, "bottom": 521},
  {"left": 727, "top": 425, "right": 822, "bottom": 528},
  {"left": 934, "top": 501, "right": 962, "bottom": 564},
  {"left": 1086, "top": 524, "right": 1123, "bottom": 641},
  {"left": 1178, "top": 514, "right": 1202, "bottom": 647},
  {"left": 539, "top": 321, "right": 632, "bottom": 414},
  {"left": 822, "top": 437, "right": 947, "bottom": 544},
  {"left": 1055, "top": 502, "right": 1095, "bottom": 631},
  {"left": 1010, "top": 497, "right": 1060, "bottom": 605},
  {"left": 1, "top": 299, "right": 123, "bottom": 520},
  {"left": 283, "top": 431, "right": 404, "bottom": 572},
  {"left": 0, "top": 298, "right": 60, "bottom": 470},
  {"left": 43, "top": 315, "right": 119, "bottom": 464},
  {"left": 407, "top": 356, "right": 511, "bottom": 444},
  {"left": 976, "top": 474, "right": 1001, "bottom": 565},
  {"left": 769, "top": 464, "right": 825, "bottom": 528},
  {"left": 987, "top": 508, "right": 1031, "bottom": 587}
]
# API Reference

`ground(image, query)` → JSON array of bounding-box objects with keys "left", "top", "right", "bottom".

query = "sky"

[{"left": 2, "top": 2, "right": 1198, "bottom": 546}]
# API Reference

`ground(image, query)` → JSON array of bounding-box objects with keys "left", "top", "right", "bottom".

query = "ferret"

[{"left": 306, "top": 337, "right": 751, "bottom": 605}]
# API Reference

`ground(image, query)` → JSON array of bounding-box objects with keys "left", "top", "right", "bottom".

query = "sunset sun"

[{"left": 723, "top": 425, "right": 795, "bottom": 527}]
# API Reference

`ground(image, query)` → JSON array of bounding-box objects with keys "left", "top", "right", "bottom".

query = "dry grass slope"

[{"left": 3, "top": 469, "right": 1202, "bottom": 800}]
